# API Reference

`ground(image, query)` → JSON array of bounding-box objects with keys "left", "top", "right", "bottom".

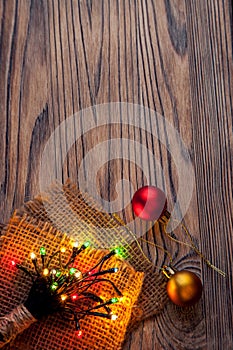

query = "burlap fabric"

[{"left": 0, "top": 182, "right": 168, "bottom": 349}]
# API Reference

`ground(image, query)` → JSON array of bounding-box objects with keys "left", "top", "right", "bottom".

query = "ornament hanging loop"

[
  {"left": 157, "top": 210, "right": 171, "bottom": 225},
  {"left": 159, "top": 216, "right": 226, "bottom": 278}
]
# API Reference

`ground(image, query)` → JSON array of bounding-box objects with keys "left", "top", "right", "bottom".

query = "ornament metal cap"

[{"left": 161, "top": 265, "right": 177, "bottom": 279}]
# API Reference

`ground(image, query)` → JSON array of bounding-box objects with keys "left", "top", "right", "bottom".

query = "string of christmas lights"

[{"left": 4, "top": 242, "right": 123, "bottom": 341}]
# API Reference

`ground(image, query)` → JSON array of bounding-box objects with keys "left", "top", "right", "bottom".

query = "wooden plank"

[
  {"left": 0, "top": 0, "right": 232, "bottom": 349},
  {"left": 0, "top": 0, "right": 48, "bottom": 221},
  {"left": 185, "top": 1, "right": 233, "bottom": 349}
]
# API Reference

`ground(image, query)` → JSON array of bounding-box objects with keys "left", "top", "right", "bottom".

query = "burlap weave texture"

[
  {"left": 0, "top": 182, "right": 168, "bottom": 349},
  {"left": 0, "top": 215, "right": 144, "bottom": 350}
]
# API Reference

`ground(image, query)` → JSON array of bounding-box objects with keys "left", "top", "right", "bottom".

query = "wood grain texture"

[{"left": 0, "top": 1, "right": 232, "bottom": 349}]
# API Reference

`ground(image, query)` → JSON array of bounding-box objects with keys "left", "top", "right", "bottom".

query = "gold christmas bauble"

[{"left": 166, "top": 270, "right": 203, "bottom": 307}]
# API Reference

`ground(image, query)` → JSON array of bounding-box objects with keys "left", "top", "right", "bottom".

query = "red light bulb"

[
  {"left": 132, "top": 186, "right": 167, "bottom": 221},
  {"left": 11, "top": 260, "right": 16, "bottom": 266},
  {"left": 76, "top": 330, "right": 83, "bottom": 338}
]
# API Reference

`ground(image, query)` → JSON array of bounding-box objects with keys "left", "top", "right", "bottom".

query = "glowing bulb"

[
  {"left": 61, "top": 294, "right": 67, "bottom": 301},
  {"left": 114, "top": 248, "right": 121, "bottom": 255},
  {"left": 43, "top": 268, "right": 49, "bottom": 276},
  {"left": 30, "top": 252, "right": 36, "bottom": 260},
  {"left": 11, "top": 260, "right": 16, "bottom": 266},
  {"left": 75, "top": 271, "right": 82, "bottom": 279},
  {"left": 73, "top": 241, "right": 79, "bottom": 248},
  {"left": 84, "top": 241, "right": 90, "bottom": 248},
  {"left": 76, "top": 330, "right": 83, "bottom": 338},
  {"left": 51, "top": 282, "right": 58, "bottom": 291},
  {"left": 111, "top": 314, "right": 118, "bottom": 321},
  {"left": 69, "top": 267, "right": 77, "bottom": 275},
  {"left": 111, "top": 297, "right": 119, "bottom": 304},
  {"left": 113, "top": 268, "right": 118, "bottom": 273},
  {"left": 40, "top": 247, "right": 46, "bottom": 256},
  {"left": 60, "top": 247, "right": 66, "bottom": 253},
  {"left": 72, "top": 295, "right": 78, "bottom": 300},
  {"left": 56, "top": 270, "right": 61, "bottom": 277},
  {"left": 51, "top": 269, "right": 57, "bottom": 275}
]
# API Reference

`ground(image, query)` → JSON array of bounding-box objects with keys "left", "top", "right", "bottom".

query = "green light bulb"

[
  {"left": 51, "top": 282, "right": 58, "bottom": 291},
  {"left": 56, "top": 271, "right": 61, "bottom": 277},
  {"left": 84, "top": 241, "right": 90, "bottom": 248},
  {"left": 40, "top": 247, "right": 46, "bottom": 256},
  {"left": 114, "top": 247, "right": 121, "bottom": 255},
  {"left": 69, "top": 267, "right": 77, "bottom": 275},
  {"left": 111, "top": 297, "right": 119, "bottom": 304}
]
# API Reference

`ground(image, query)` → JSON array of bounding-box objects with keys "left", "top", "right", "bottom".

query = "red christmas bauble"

[{"left": 132, "top": 186, "right": 167, "bottom": 221}]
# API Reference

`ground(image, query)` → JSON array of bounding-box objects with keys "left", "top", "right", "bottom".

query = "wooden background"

[{"left": 0, "top": 0, "right": 232, "bottom": 349}]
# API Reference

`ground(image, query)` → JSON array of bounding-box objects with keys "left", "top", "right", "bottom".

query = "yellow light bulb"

[
  {"left": 30, "top": 252, "right": 36, "bottom": 260},
  {"left": 74, "top": 271, "right": 82, "bottom": 279},
  {"left": 43, "top": 268, "right": 49, "bottom": 276},
  {"left": 72, "top": 241, "right": 79, "bottom": 248},
  {"left": 111, "top": 314, "right": 118, "bottom": 321},
  {"left": 60, "top": 247, "right": 66, "bottom": 253},
  {"left": 61, "top": 294, "right": 67, "bottom": 301}
]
